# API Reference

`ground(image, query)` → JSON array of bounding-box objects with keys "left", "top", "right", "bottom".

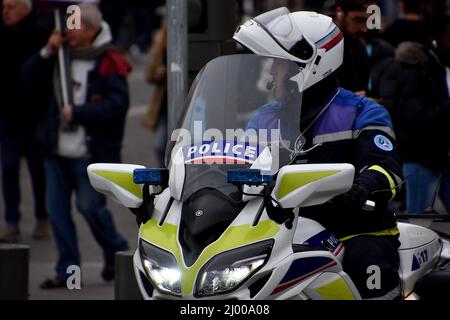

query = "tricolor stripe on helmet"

[{"left": 315, "top": 27, "right": 344, "bottom": 52}]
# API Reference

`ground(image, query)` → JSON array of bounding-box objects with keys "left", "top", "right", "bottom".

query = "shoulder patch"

[{"left": 374, "top": 135, "right": 394, "bottom": 152}]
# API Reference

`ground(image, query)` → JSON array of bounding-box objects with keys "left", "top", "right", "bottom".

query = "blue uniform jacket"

[{"left": 249, "top": 88, "right": 403, "bottom": 238}]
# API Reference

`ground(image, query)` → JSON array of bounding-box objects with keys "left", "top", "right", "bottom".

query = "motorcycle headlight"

[
  {"left": 140, "top": 239, "right": 182, "bottom": 296},
  {"left": 196, "top": 240, "right": 273, "bottom": 297}
]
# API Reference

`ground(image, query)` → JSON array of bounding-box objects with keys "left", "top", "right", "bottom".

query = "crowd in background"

[
  {"left": 325, "top": 0, "right": 450, "bottom": 216},
  {"left": 0, "top": 0, "right": 450, "bottom": 289},
  {"left": 237, "top": 0, "right": 450, "bottom": 215}
]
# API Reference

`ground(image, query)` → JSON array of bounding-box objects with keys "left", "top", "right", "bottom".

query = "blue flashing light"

[
  {"left": 227, "top": 169, "right": 273, "bottom": 186},
  {"left": 133, "top": 169, "right": 168, "bottom": 185}
]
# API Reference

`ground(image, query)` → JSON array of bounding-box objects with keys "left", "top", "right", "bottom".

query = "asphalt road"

[{"left": 0, "top": 61, "right": 449, "bottom": 300}]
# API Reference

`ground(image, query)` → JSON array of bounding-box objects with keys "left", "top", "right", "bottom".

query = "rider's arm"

[
  {"left": 353, "top": 102, "right": 403, "bottom": 205},
  {"left": 246, "top": 101, "right": 281, "bottom": 131}
]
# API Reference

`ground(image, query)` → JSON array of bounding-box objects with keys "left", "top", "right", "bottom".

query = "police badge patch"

[{"left": 374, "top": 135, "right": 394, "bottom": 152}]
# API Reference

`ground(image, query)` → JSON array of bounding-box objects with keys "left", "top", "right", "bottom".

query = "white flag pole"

[{"left": 54, "top": 8, "right": 70, "bottom": 107}]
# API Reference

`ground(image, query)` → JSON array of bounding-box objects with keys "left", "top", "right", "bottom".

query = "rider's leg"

[{"left": 342, "top": 235, "right": 401, "bottom": 300}]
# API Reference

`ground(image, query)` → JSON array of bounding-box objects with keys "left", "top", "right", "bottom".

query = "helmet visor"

[{"left": 253, "top": 7, "right": 316, "bottom": 63}]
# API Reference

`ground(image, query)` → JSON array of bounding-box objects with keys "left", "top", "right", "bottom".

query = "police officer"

[{"left": 234, "top": 8, "right": 403, "bottom": 299}]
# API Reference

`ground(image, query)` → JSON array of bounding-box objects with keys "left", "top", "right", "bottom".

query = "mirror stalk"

[{"left": 263, "top": 185, "right": 295, "bottom": 229}]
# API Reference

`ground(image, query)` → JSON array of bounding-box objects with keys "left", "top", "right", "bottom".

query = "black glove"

[{"left": 331, "top": 180, "right": 371, "bottom": 212}]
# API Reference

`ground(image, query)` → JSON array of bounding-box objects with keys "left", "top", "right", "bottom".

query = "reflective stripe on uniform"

[
  {"left": 353, "top": 126, "right": 396, "bottom": 140},
  {"left": 367, "top": 165, "right": 397, "bottom": 199},
  {"left": 312, "top": 126, "right": 396, "bottom": 145},
  {"left": 339, "top": 227, "right": 400, "bottom": 242},
  {"left": 313, "top": 131, "right": 353, "bottom": 144}
]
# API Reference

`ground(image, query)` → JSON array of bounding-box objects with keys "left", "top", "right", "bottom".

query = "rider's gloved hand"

[{"left": 332, "top": 180, "right": 371, "bottom": 212}]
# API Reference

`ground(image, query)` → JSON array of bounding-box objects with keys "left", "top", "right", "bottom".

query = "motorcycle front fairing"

[{"left": 134, "top": 54, "right": 358, "bottom": 300}]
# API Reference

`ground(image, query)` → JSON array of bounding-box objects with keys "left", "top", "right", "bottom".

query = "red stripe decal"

[
  {"left": 185, "top": 157, "right": 253, "bottom": 164},
  {"left": 334, "top": 244, "right": 344, "bottom": 256},
  {"left": 321, "top": 32, "right": 343, "bottom": 51}
]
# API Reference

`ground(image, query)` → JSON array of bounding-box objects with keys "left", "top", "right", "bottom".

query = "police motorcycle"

[{"left": 87, "top": 54, "right": 450, "bottom": 300}]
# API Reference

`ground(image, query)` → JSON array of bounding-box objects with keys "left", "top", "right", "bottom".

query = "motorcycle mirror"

[
  {"left": 273, "top": 163, "right": 355, "bottom": 209},
  {"left": 87, "top": 163, "right": 146, "bottom": 208}
]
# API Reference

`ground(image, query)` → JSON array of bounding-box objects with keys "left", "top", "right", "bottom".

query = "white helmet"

[{"left": 233, "top": 7, "right": 344, "bottom": 91}]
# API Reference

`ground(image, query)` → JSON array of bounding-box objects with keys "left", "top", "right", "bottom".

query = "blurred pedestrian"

[
  {"left": 128, "top": 0, "right": 163, "bottom": 64},
  {"left": 143, "top": 19, "right": 167, "bottom": 167},
  {"left": 440, "top": 152, "right": 450, "bottom": 213},
  {"left": 383, "top": 0, "right": 429, "bottom": 48},
  {"left": 376, "top": 15, "right": 450, "bottom": 214},
  {"left": 0, "top": 0, "right": 50, "bottom": 242},
  {"left": 98, "top": 0, "right": 127, "bottom": 47},
  {"left": 334, "top": 0, "right": 395, "bottom": 96},
  {"left": 431, "top": 15, "right": 450, "bottom": 214},
  {"left": 22, "top": 3, "right": 131, "bottom": 288}
]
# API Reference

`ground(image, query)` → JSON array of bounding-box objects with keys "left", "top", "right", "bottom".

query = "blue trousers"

[
  {"left": 0, "top": 121, "right": 47, "bottom": 227},
  {"left": 439, "top": 170, "right": 450, "bottom": 213},
  {"left": 44, "top": 157, "right": 128, "bottom": 280},
  {"left": 403, "top": 163, "right": 442, "bottom": 214}
]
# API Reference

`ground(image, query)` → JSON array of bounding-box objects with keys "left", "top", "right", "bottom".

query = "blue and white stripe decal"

[
  {"left": 271, "top": 257, "right": 337, "bottom": 295},
  {"left": 315, "top": 27, "right": 344, "bottom": 52}
]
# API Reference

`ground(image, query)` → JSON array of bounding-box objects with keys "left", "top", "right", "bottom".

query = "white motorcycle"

[{"left": 87, "top": 55, "right": 450, "bottom": 300}]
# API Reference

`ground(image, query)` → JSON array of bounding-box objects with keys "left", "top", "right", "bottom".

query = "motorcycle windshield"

[{"left": 167, "top": 54, "right": 304, "bottom": 201}]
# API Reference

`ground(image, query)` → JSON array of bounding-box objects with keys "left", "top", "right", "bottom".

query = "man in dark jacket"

[
  {"left": 376, "top": 26, "right": 450, "bottom": 213},
  {"left": 382, "top": 0, "right": 429, "bottom": 48},
  {"left": 23, "top": 3, "right": 131, "bottom": 288},
  {"left": 334, "top": 0, "right": 395, "bottom": 96},
  {"left": 0, "top": 0, "right": 50, "bottom": 242}
]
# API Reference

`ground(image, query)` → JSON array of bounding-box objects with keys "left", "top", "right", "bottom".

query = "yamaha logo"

[{"left": 195, "top": 210, "right": 204, "bottom": 217}]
